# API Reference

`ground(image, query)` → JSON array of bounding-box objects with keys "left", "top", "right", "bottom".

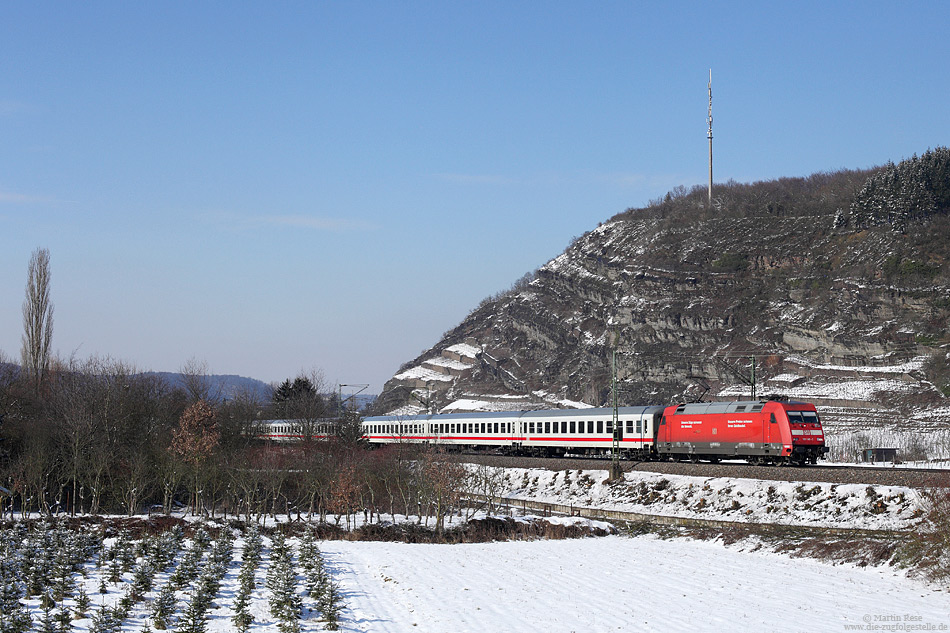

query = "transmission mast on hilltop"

[{"left": 707, "top": 68, "right": 713, "bottom": 207}]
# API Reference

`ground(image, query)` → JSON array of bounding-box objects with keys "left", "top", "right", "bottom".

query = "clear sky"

[{"left": 2, "top": 2, "right": 948, "bottom": 394}]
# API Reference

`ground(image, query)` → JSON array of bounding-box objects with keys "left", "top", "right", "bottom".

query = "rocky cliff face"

[{"left": 375, "top": 158, "right": 950, "bottom": 459}]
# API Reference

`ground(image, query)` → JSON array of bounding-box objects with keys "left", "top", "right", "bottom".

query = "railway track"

[{"left": 450, "top": 453, "right": 949, "bottom": 488}]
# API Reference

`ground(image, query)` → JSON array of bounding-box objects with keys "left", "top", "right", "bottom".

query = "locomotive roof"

[{"left": 669, "top": 400, "right": 811, "bottom": 415}]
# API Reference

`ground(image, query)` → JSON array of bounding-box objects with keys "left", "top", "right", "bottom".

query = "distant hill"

[
  {"left": 145, "top": 372, "right": 377, "bottom": 411},
  {"left": 144, "top": 372, "right": 274, "bottom": 403},
  {"left": 375, "top": 149, "right": 950, "bottom": 459}
]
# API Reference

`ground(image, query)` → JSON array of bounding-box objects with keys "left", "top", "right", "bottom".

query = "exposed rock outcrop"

[{"left": 376, "top": 160, "right": 950, "bottom": 457}]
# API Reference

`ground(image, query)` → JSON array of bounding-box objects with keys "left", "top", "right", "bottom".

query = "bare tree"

[
  {"left": 419, "top": 448, "right": 467, "bottom": 534},
  {"left": 171, "top": 399, "right": 220, "bottom": 515},
  {"left": 21, "top": 247, "right": 54, "bottom": 390},
  {"left": 179, "top": 358, "right": 220, "bottom": 404}
]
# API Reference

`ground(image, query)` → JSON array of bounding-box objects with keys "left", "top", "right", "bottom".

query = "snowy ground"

[
  {"left": 8, "top": 463, "right": 949, "bottom": 633},
  {"left": 9, "top": 511, "right": 949, "bottom": 633},
  {"left": 326, "top": 536, "right": 950, "bottom": 633},
  {"left": 483, "top": 466, "right": 923, "bottom": 530}
]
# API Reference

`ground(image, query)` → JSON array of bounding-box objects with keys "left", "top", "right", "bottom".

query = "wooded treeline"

[{"left": 0, "top": 358, "right": 479, "bottom": 530}]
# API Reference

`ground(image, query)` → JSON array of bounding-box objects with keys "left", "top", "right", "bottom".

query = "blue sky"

[{"left": 2, "top": 2, "right": 948, "bottom": 394}]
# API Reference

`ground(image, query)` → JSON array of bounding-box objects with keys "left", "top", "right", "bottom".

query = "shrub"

[{"left": 897, "top": 477, "right": 950, "bottom": 583}]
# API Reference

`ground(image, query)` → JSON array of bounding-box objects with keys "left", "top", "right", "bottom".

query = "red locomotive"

[{"left": 656, "top": 400, "right": 828, "bottom": 465}]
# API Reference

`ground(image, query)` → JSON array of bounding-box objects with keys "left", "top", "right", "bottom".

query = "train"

[{"left": 360, "top": 399, "right": 829, "bottom": 465}]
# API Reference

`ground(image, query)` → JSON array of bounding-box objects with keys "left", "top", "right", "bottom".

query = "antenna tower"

[{"left": 707, "top": 69, "right": 713, "bottom": 207}]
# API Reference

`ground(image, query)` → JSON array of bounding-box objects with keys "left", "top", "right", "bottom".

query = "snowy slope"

[{"left": 483, "top": 466, "right": 922, "bottom": 531}]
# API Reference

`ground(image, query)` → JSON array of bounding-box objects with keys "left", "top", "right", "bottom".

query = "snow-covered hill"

[{"left": 376, "top": 157, "right": 950, "bottom": 460}]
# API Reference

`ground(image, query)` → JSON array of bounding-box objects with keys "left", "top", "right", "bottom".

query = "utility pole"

[
  {"left": 609, "top": 346, "right": 623, "bottom": 481},
  {"left": 750, "top": 356, "right": 756, "bottom": 401},
  {"left": 707, "top": 69, "right": 714, "bottom": 208}
]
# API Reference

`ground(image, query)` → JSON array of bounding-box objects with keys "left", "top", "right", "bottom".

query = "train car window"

[
  {"left": 802, "top": 411, "right": 819, "bottom": 424},
  {"left": 770, "top": 414, "right": 776, "bottom": 424},
  {"left": 543, "top": 421, "right": 550, "bottom": 433},
  {"left": 787, "top": 412, "right": 804, "bottom": 424},
  {"left": 561, "top": 421, "right": 568, "bottom": 433},
  {"left": 578, "top": 422, "right": 585, "bottom": 434},
  {"left": 586, "top": 421, "right": 593, "bottom": 433},
  {"left": 625, "top": 420, "right": 633, "bottom": 434},
  {"left": 529, "top": 422, "right": 535, "bottom": 434},
  {"left": 636, "top": 420, "right": 642, "bottom": 433},
  {"left": 597, "top": 420, "right": 603, "bottom": 434},
  {"left": 606, "top": 420, "right": 613, "bottom": 433},
  {"left": 570, "top": 421, "right": 576, "bottom": 433}
]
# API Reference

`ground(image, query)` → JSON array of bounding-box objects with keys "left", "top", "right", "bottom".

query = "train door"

[{"left": 765, "top": 411, "right": 777, "bottom": 455}]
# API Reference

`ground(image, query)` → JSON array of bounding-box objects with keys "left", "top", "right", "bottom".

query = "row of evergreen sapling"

[
  {"left": 300, "top": 526, "right": 344, "bottom": 630},
  {"left": 1, "top": 521, "right": 353, "bottom": 633}
]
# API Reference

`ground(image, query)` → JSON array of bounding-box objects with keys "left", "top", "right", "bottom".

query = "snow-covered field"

[
  {"left": 10, "top": 523, "right": 949, "bottom": 633},
  {"left": 5, "top": 464, "right": 948, "bottom": 633},
  {"left": 328, "top": 536, "right": 950, "bottom": 633}
]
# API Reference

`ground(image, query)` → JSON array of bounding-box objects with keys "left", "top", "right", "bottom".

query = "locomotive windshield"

[{"left": 787, "top": 411, "right": 819, "bottom": 425}]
